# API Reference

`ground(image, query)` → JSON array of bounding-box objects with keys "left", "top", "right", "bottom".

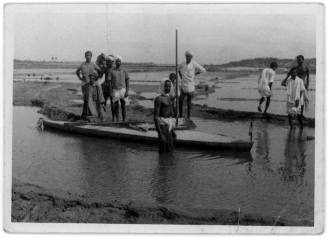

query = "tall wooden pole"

[{"left": 175, "top": 29, "right": 179, "bottom": 126}]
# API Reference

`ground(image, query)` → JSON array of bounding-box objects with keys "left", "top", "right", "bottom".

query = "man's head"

[
  {"left": 85, "top": 51, "right": 92, "bottom": 62},
  {"left": 106, "top": 55, "right": 115, "bottom": 67},
  {"left": 164, "top": 80, "right": 172, "bottom": 94},
  {"left": 97, "top": 53, "right": 106, "bottom": 65},
  {"left": 270, "top": 61, "right": 278, "bottom": 71},
  {"left": 296, "top": 55, "right": 304, "bottom": 65},
  {"left": 115, "top": 55, "right": 123, "bottom": 68},
  {"left": 185, "top": 50, "right": 194, "bottom": 63},
  {"left": 169, "top": 73, "right": 177, "bottom": 83},
  {"left": 89, "top": 73, "right": 97, "bottom": 85},
  {"left": 290, "top": 68, "right": 297, "bottom": 79}
]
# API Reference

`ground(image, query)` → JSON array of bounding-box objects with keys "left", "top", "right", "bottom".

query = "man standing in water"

[
  {"left": 178, "top": 50, "right": 206, "bottom": 119},
  {"left": 110, "top": 55, "right": 130, "bottom": 122},
  {"left": 154, "top": 79, "right": 176, "bottom": 153},
  {"left": 284, "top": 55, "right": 310, "bottom": 118},
  {"left": 281, "top": 68, "right": 308, "bottom": 128},
  {"left": 257, "top": 62, "right": 278, "bottom": 114},
  {"left": 102, "top": 55, "right": 115, "bottom": 120},
  {"left": 76, "top": 51, "right": 101, "bottom": 117}
]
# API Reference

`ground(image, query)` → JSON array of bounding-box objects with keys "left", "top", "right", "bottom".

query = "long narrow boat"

[{"left": 40, "top": 118, "right": 253, "bottom": 152}]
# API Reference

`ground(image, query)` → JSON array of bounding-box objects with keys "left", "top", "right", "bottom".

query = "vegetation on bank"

[{"left": 210, "top": 57, "right": 316, "bottom": 73}]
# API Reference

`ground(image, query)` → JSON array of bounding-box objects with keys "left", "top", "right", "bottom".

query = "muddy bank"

[
  {"left": 13, "top": 81, "right": 314, "bottom": 127},
  {"left": 12, "top": 179, "right": 307, "bottom": 225}
]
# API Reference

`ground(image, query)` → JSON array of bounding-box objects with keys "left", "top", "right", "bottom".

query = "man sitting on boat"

[
  {"left": 101, "top": 55, "right": 116, "bottom": 120},
  {"left": 154, "top": 78, "right": 176, "bottom": 153},
  {"left": 75, "top": 50, "right": 101, "bottom": 117},
  {"left": 178, "top": 50, "right": 206, "bottom": 119},
  {"left": 110, "top": 55, "right": 130, "bottom": 122}
]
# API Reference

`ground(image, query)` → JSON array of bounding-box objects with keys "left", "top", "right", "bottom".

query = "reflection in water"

[
  {"left": 278, "top": 128, "right": 306, "bottom": 185},
  {"left": 151, "top": 153, "right": 177, "bottom": 204},
  {"left": 12, "top": 107, "right": 314, "bottom": 223},
  {"left": 255, "top": 122, "right": 274, "bottom": 173}
]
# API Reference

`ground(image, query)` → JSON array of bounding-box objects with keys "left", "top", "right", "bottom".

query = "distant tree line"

[{"left": 206, "top": 57, "right": 316, "bottom": 73}]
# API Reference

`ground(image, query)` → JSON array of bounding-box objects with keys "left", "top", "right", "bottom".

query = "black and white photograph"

[{"left": 3, "top": 2, "right": 324, "bottom": 234}]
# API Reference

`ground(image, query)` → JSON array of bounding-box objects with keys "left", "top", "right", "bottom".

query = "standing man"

[
  {"left": 76, "top": 50, "right": 101, "bottom": 117},
  {"left": 178, "top": 50, "right": 206, "bottom": 119},
  {"left": 281, "top": 68, "right": 309, "bottom": 128},
  {"left": 257, "top": 61, "right": 278, "bottom": 114},
  {"left": 284, "top": 55, "right": 310, "bottom": 117},
  {"left": 102, "top": 55, "right": 115, "bottom": 120},
  {"left": 110, "top": 55, "right": 130, "bottom": 122},
  {"left": 154, "top": 79, "right": 176, "bottom": 154}
]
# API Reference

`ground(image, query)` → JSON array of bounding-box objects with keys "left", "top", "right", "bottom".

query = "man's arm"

[
  {"left": 154, "top": 97, "right": 163, "bottom": 140},
  {"left": 283, "top": 68, "right": 293, "bottom": 83},
  {"left": 194, "top": 62, "right": 206, "bottom": 75},
  {"left": 124, "top": 71, "right": 130, "bottom": 97},
  {"left": 76, "top": 66, "right": 82, "bottom": 81},
  {"left": 305, "top": 67, "right": 310, "bottom": 90}
]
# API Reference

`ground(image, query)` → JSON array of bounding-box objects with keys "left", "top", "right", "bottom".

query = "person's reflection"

[
  {"left": 279, "top": 128, "right": 306, "bottom": 185},
  {"left": 255, "top": 122, "right": 274, "bottom": 173},
  {"left": 150, "top": 153, "right": 176, "bottom": 204}
]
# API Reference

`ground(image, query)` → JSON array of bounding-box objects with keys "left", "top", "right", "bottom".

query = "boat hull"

[{"left": 42, "top": 119, "right": 253, "bottom": 152}]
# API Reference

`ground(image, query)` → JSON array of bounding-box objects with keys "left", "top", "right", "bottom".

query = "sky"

[{"left": 12, "top": 4, "right": 317, "bottom": 64}]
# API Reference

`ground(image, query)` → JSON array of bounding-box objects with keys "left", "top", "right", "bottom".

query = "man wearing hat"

[
  {"left": 109, "top": 55, "right": 130, "bottom": 122},
  {"left": 178, "top": 50, "right": 206, "bottom": 119}
]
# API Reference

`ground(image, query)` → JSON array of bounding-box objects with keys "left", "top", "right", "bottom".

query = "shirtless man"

[{"left": 154, "top": 79, "right": 176, "bottom": 153}]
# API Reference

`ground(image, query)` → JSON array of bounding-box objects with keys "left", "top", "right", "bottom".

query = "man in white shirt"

[
  {"left": 257, "top": 61, "right": 278, "bottom": 114},
  {"left": 178, "top": 50, "right": 206, "bottom": 119}
]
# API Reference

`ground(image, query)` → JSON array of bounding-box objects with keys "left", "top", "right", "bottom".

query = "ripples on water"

[{"left": 12, "top": 107, "right": 314, "bottom": 224}]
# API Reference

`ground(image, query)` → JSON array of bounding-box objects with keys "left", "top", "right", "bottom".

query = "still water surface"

[{"left": 13, "top": 106, "right": 314, "bottom": 224}]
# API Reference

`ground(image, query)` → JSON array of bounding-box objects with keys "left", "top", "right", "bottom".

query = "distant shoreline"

[{"left": 14, "top": 57, "right": 317, "bottom": 73}]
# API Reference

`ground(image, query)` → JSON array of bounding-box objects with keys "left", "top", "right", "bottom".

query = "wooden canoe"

[{"left": 41, "top": 118, "right": 253, "bottom": 152}]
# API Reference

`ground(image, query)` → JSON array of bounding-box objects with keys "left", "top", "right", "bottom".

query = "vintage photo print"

[{"left": 3, "top": 2, "right": 324, "bottom": 234}]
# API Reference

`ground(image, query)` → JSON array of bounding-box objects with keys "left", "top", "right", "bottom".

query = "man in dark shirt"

[
  {"left": 101, "top": 55, "right": 115, "bottom": 120},
  {"left": 76, "top": 51, "right": 101, "bottom": 117},
  {"left": 284, "top": 55, "right": 310, "bottom": 117},
  {"left": 154, "top": 79, "right": 176, "bottom": 153}
]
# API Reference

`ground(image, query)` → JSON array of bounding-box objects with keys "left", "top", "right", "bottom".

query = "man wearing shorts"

[{"left": 110, "top": 55, "right": 130, "bottom": 122}]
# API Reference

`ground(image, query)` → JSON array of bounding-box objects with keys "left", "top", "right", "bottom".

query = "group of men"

[
  {"left": 257, "top": 55, "right": 310, "bottom": 128},
  {"left": 76, "top": 51, "right": 130, "bottom": 122},
  {"left": 75, "top": 50, "right": 310, "bottom": 153}
]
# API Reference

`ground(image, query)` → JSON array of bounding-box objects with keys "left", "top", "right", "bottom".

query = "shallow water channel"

[{"left": 13, "top": 106, "right": 314, "bottom": 224}]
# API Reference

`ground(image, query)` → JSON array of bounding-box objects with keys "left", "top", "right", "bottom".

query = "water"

[
  {"left": 14, "top": 69, "right": 316, "bottom": 118},
  {"left": 13, "top": 106, "right": 314, "bottom": 224}
]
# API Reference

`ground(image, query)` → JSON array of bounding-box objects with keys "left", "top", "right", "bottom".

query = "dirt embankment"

[
  {"left": 12, "top": 179, "right": 308, "bottom": 225},
  {"left": 13, "top": 80, "right": 314, "bottom": 127}
]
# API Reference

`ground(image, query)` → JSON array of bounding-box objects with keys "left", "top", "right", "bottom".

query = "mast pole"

[{"left": 175, "top": 29, "right": 178, "bottom": 126}]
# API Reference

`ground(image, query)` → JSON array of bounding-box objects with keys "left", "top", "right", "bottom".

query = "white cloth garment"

[
  {"left": 159, "top": 117, "right": 175, "bottom": 132},
  {"left": 115, "top": 54, "right": 123, "bottom": 62},
  {"left": 112, "top": 88, "right": 127, "bottom": 102},
  {"left": 285, "top": 76, "right": 308, "bottom": 114},
  {"left": 258, "top": 68, "right": 275, "bottom": 97},
  {"left": 178, "top": 60, "right": 206, "bottom": 93},
  {"left": 185, "top": 50, "right": 194, "bottom": 57}
]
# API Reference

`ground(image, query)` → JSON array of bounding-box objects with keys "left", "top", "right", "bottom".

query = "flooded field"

[
  {"left": 13, "top": 106, "right": 314, "bottom": 225},
  {"left": 14, "top": 69, "right": 316, "bottom": 118}
]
